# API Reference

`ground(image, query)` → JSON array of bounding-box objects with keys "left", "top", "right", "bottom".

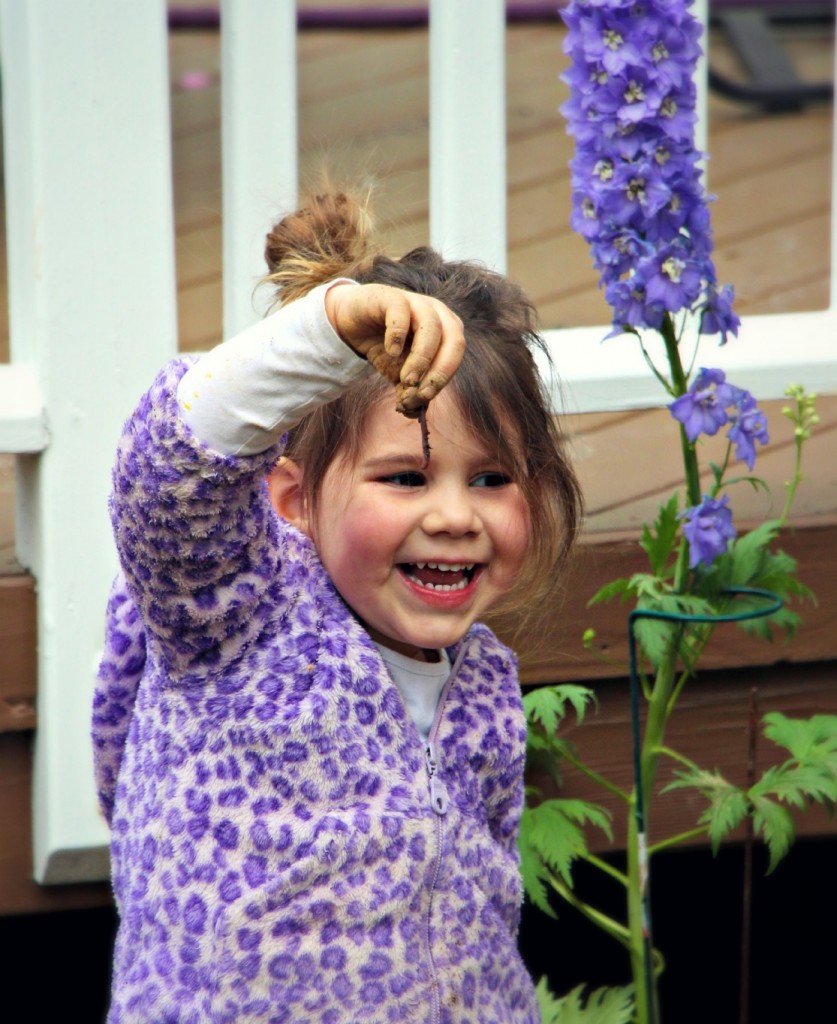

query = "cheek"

[
  {"left": 313, "top": 492, "right": 393, "bottom": 585},
  {"left": 501, "top": 494, "right": 532, "bottom": 562}
]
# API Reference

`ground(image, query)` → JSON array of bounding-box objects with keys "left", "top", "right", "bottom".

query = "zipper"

[
  {"left": 422, "top": 647, "right": 465, "bottom": 1024},
  {"left": 424, "top": 740, "right": 447, "bottom": 1024},
  {"left": 424, "top": 740, "right": 450, "bottom": 816}
]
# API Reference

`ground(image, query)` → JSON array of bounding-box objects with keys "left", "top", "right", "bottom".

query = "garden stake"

[{"left": 739, "top": 685, "right": 759, "bottom": 1024}]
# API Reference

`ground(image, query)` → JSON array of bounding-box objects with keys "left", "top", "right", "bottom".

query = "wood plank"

[
  {"left": 0, "top": 575, "right": 36, "bottom": 732},
  {"left": 490, "top": 521, "right": 837, "bottom": 686},
  {"left": 3, "top": 518, "right": 835, "bottom": 735},
  {"left": 572, "top": 396, "right": 837, "bottom": 531},
  {"left": 0, "top": 733, "right": 112, "bottom": 915}
]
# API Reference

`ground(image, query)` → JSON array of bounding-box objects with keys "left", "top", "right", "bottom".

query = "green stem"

[
  {"left": 648, "top": 825, "right": 709, "bottom": 856},
  {"left": 547, "top": 874, "right": 632, "bottom": 948},
  {"left": 582, "top": 852, "right": 629, "bottom": 888},
  {"left": 778, "top": 424, "right": 805, "bottom": 527},
  {"left": 627, "top": 804, "right": 651, "bottom": 1024},
  {"left": 709, "top": 443, "right": 733, "bottom": 499},
  {"left": 660, "top": 313, "right": 702, "bottom": 515},
  {"left": 654, "top": 744, "right": 702, "bottom": 774},
  {"left": 560, "top": 749, "right": 632, "bottom": 804}
]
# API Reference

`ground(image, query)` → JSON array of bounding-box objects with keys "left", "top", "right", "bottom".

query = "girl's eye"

[
  {"left": 471, "top": 472, "right": 511, "bottom": 488},
  {"left": 381, "top": 471, "right": 426, "bottom": 487}
]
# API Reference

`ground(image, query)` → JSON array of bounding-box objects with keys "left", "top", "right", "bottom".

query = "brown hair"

[{"left": 263, "top": 192, "right": 583, "bottom": 624}]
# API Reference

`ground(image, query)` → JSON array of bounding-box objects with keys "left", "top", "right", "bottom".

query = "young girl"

[{"left": 93, "top": 193, "right": 582, "bottom": 1024}]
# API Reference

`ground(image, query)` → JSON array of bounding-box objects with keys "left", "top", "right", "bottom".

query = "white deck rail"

[{"left": 0, "top": 0, "right": 834, "bottom": 883}]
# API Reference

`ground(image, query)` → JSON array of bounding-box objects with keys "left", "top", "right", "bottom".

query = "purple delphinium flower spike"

[
  {"left": 561, "top": 0, "right": 738, "bottom": 341},
  {"left": 680, "top": 494, "right": 736, "bottom": 568}
]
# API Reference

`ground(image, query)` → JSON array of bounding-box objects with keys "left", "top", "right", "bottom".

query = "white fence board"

[
  {"left": 0, "top": 0, "right": 178, "bottom": 882},
  {"left": 221, "top": 0, "right": 298, "bottom": 336},
  {"left": 429, "top": 0, "right": 507, "bottom": 271}
]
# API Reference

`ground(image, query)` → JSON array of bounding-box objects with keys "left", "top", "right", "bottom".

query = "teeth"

[
  {"left": 414, "top": 562, "right": 475, "bottom": 572},
  {"left": 405, "top": 561, "right": 477, "bottom": 592},
  {"left": 407, "top": 574, "right": 469, "bottom": 592}
]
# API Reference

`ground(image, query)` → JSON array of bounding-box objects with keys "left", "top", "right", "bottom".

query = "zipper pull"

[{"left": 424, "top": 741, "right": 449, "bottom": 816}]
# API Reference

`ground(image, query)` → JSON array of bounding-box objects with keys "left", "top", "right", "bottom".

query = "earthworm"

[{"left": 418, "top": 406, "right": 431, "bottom": 468}]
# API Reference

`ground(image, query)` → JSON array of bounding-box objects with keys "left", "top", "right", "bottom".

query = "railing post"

[
  {"left": 221, "top": 0, "right": 298, "bottom": 336},
  {"left": 429, "top": 0, "right": 507, "bottom": 271},
  {"left": 0, "top": 0, "right": 178, "bottom": 882}
]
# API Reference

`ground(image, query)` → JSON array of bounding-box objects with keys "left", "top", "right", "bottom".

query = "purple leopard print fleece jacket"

[{"left": 96, "top": 360, "right": 540, "bottom": 1024}]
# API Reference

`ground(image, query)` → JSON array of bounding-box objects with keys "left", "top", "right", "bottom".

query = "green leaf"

[
  {"left": 633, "top": 616, "right": 676, "bottom": 670},
  {"left": 750, "top": 794, "right": 795, "bottom": 873},
  {"left": 523, "top": 685, "right": 597, "bottom": 735},
  {"left": 639, "top": 493, "right": 680, "bottom": 576},
  {"left": 521, "top": 798, "right": 613, "bottom": 888},
  {"left": 588, "top": 577, "right": 634, "bottom": 607},
  {"left": 518, "top": 813, "right": 556, "bottom": 918},
  {"left": 751, "top": 763, "right": 837, "bottom": 808},
  {"left": 536, "top": 978, "right": 634, "bottom": 1024},
  {"left": 726, "top": 519, "right": 781, "bottom": 585},
  {"left": 664, "top": 768, "right": 747, "bottom": 853},
  {"left": 762, "top": 713, "right": 837, "bottom": 763}
]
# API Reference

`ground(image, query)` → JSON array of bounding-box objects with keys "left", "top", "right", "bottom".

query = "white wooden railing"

[{"left": 0, "top": 0, "right": 834, "bottom": 884}]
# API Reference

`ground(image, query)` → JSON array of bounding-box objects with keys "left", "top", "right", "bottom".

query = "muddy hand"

[{"left": 324, "top": 282, "right": 465, "bottom": 417}]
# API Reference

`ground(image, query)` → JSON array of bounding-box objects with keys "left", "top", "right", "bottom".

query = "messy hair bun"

[{"left": 263, "top": 192, "right": 375, "bottom": 306}]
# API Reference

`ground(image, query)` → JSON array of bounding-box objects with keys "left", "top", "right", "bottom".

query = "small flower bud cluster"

[{"left": 561, "top": 0, "right": 740, "bottom": 341}]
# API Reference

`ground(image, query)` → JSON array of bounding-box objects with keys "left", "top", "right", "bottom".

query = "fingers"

[
  {"left": 328, "top": 282, "right": 466, "bottom": 406},
  {"left": 397, "top": 296, "right": 465, "bottom": 407}
]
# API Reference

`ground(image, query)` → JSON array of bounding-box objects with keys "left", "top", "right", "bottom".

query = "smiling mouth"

[{"left": 399, "top": 561, "right": 480, "bottom": 592}]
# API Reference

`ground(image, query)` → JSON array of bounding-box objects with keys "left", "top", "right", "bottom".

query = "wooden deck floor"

[{"left": 163, "top": 11, "right": 835, "bottom": 349}]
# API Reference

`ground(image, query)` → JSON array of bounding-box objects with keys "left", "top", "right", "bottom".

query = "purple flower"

[
  {"left": 700, "top": 285, "right": 740, "bottom": 344},
  {"left": 680, "top": 494, "right": 736, "bottom": 568},
  {"left": 561, "top": 0, "right": 737, "bottom": 338},
  {"left": 669, "top": 368, "right": 770, "bottom": 469},
  {"left": 727, "top": 397, "right": 769, "bottom": 470},
  {"left": 669, "top": 368, "right": 743, "bottom": 441}
]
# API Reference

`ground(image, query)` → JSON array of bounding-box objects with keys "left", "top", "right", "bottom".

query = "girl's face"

[{"left": 310, "top": 390, "right": 530, "bottom": 659}]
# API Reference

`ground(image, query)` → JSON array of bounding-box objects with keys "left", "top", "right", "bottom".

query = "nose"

[{"left": 421, "top": 480, "right": 482, "bottom": 537}]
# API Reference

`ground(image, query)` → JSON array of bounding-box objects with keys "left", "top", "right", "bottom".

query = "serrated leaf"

[
  {"left": 751, "top": 763, "right": 837, "bottom": 808},
  {"left": 664, "top": 768, "right": 747, "bottom": 853},
  {"left": 762, "top": 713, "right": 837, "bottom": 762},
  {"left": 727, "top": 520, "right": 781, "bottom": 584},
  {"left": 750, "top": 794, "right": 795, "bottom": 872},
  {"left": 737, "top": 605, "right": 801, "bottom": 643},
  {"left": 588, "top": 577, "right": 634, "bottom": 607},
  {"left": 523, "top": 798, "right": 613, "bottom": 887},
  {"left": 633, "top": 617, "right": 672, "bottom": 669},
  {"left": 536, "top": 978, "right": 634, "bottom": 1024},
  {"left": 518, "top": 812, "right": 556, "bottom": 918},
  {"left": 629, "top": 573, "right": 669, "bottom": 600},
  {"left": 524, "top": 685, "right": 597, "bottom": 735},
  {"left": 639, "top": 493, "right": 680, "bottom": 576}
]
